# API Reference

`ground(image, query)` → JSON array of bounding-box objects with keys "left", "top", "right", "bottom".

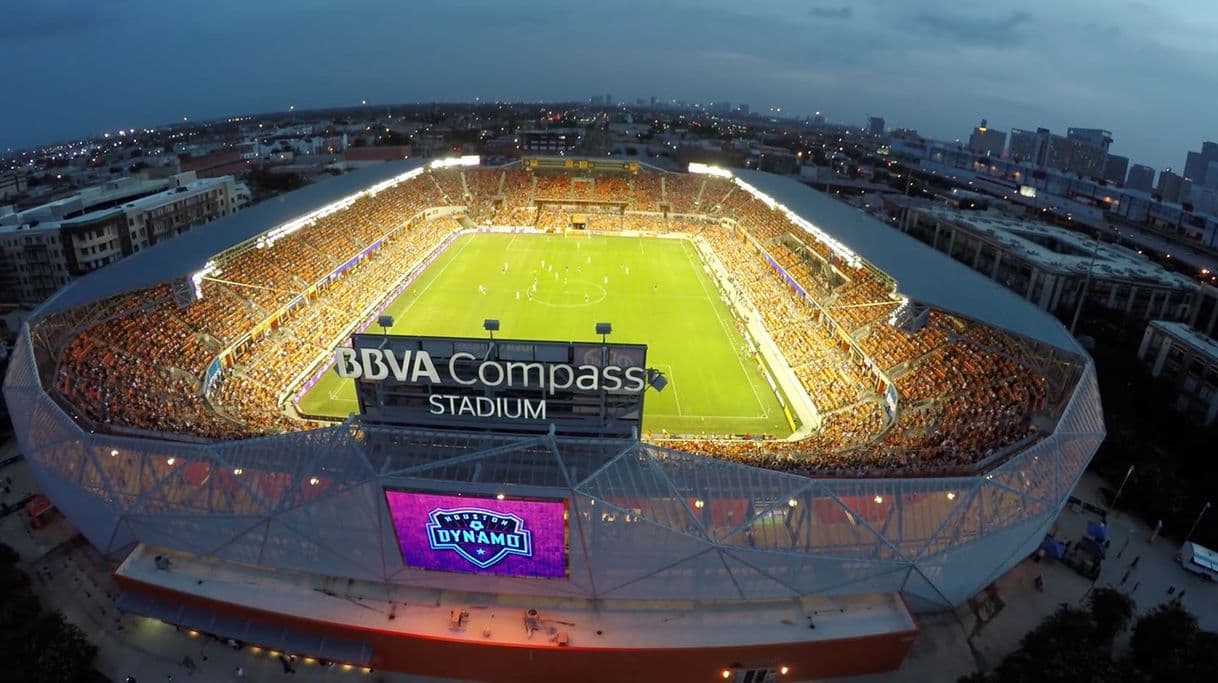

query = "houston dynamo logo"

[{"left": 425, "top": 507, "right": 532, "bottom": 569}]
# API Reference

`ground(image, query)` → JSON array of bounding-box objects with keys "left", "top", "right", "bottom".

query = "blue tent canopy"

[{"left": 1086, "top": 520, "right": 1108, "bottom": 542}]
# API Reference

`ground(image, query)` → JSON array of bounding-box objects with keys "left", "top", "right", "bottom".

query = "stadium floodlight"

[
  {"left": 189, "top": 260, "right": 220, "bottom": 299},
  {"left": 484, "top": 318, "right": 500, "bottom": 339},
  {"left": 646, "top": 368, "right": 668, "bottom": 393},
  {"left": 429, "top": 155, "right": 481, "bottom": 170},
  {"left": 688, "top": 162, "right": 734, "bottom": 179},
  {"left": 378, "top": 315, "right": 394, "bottom": 336},
  {"left": 595, "top": 322, "right": 612, "bottom": 344}
]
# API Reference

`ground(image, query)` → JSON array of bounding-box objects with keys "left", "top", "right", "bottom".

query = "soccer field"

[{"left": 297, "top": 232, "right": 792, "bottom": 437}]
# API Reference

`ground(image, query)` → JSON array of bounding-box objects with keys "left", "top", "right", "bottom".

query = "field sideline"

[{"left": 297, "top": 232, "right": 791, "bottom": 437}]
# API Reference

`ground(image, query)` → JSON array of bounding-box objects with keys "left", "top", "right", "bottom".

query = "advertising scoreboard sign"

[
  {"left": 337, "top": 334, "right": 648, "bottom": 437},
  {"left": 384, "top": 490, "right": 567, "bottom": 578}
]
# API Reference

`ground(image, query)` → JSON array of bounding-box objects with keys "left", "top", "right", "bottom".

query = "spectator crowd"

[{"left": 43, "top": 166, "right": 1073, "bottom": 479}]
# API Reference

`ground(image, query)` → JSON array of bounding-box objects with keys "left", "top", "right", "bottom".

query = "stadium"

[{"left": 3, "top": 156, "right": 1104, "bottom": 682}]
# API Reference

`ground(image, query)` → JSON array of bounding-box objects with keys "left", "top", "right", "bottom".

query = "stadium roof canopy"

[
  {"left": 736, "top": 170, "right": 1083, "bottom": 355},
  {"left": 34, "top": 159, "right": 425, "bottom": 318},
  {"left": 32, "top": 159, "right": 1080, "bottom": 355}
]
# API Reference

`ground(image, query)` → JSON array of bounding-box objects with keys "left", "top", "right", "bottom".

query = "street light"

[
  {"left": 1186, "top": 501, "right": 1211, "bottom": 542},
  {"left": 1109, "top": 464, "right": 1135, "bottom": 512}
]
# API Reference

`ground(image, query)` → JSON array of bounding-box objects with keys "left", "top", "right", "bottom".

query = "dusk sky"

[{"left": 2, "top": 0, "right": 1215, "bottom": 171}]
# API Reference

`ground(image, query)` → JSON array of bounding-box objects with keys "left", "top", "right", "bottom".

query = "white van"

[{"left": 1177, "top": 541, "right": 1218, "bottom": 582}]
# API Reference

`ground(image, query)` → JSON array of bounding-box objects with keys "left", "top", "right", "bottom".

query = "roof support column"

[
  {"left": 1026, "top": 267, "right": 1039, "bottom": 300},
  {"left": 1049, "top": 275, "right": 1066, "bottom": 313},
  {"left": 1151, "top": 338, "right": 1170, "bottom": 376}
]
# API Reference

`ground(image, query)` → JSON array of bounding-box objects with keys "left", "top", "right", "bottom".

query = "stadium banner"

[
  {"left": 762, "top": 251, "right": 808, "bottom": 299},
  {"left": 340, "top": 334, "right": 649, "bottom": 437},
  {"left": 202, "top": 359, "right": 222, "bottom": 396},
  {"left": 384, "top": 490, "right": 567, "bottom": 578}
]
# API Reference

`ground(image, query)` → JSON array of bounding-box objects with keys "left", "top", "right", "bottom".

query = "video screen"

[{"left": 384, "top": 490, "right": 567, "bottom": 578}]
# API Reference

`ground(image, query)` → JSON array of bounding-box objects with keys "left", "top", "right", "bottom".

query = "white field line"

[{"left": 680, "top": 242, "right": 771, "bottom": 418}]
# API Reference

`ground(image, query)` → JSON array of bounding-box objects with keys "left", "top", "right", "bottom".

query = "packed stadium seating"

[{"left": 43, "top": 166, "right": 1067, "bottom": 478}]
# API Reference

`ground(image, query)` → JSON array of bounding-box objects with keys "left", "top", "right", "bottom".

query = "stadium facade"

[{"left": 3, "top": 158, "right": 1104, "bottom": 682}]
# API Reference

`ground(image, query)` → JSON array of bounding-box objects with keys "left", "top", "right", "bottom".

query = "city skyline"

[{"left": 1, "top": 0, "right": 1216, "bottom": 171}]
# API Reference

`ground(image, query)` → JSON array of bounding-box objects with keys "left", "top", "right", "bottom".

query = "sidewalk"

[{"left": 837, "top": 471, "right": 1218, "bottom": 682}]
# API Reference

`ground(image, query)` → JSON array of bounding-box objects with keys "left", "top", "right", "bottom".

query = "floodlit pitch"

[{"left": 298, "top": 232, "right": 791, "bottom": 437}]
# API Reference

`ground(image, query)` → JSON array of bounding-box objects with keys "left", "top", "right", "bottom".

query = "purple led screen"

[{"left": 385, "top": 490, "right": 567, "bottom": 578}]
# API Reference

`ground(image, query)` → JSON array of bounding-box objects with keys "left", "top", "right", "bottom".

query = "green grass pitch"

[{"left": 297, "top": 232, "right": 792, "bottom": 438}]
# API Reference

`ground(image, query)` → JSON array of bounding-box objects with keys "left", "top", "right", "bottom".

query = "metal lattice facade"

[{"left": 4, "top": 322, "right": 1104, "bottom": 611}]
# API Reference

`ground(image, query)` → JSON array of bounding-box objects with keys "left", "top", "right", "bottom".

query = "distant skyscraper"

[
  {"left": 1066, "top": 128, "right": 1113, "bottom": 152},
  {"left": 710, "top": 101, "right": 731, "bottom": 115},
  {"left": 867, "top": 116, "right": 885, "bottom": 135},
  {"left": 1184, "top": 151, "right": 1204, "bottom": 181},
  {"left": 1126, "top": 164, "right": 1155, "bottom": 192},
  {"left": 1045, "top": 128, "right": 1112, "bottom": 177},
  {"left": 1103, "top": 154, "right": 1129, "bottom": 184},
  {"left": 968, "top": 119, "right": 1006, "bottom": 157},
  {"left": 605, "top": 93, "right": 613, "bottom": 106},
  {"left": 1047, "top": 137, "right": 1105, "bottom": 177},
  {"left": 1206, "top": 161, "right": 1218, "bottom": 190},
  {"left": 1157, "top": 169, "right": 1192, "bottom": 204},
  {"left": 812, "top": 112, "right": 826, "bottom": 125},
  {"left": 590, "top": 95, "right": 605, "bottom": 106},
  {"left": 1008, "top": 128, "right": 1051, "bottom": 165},
  {"left": 649, "top": 95, "right": 657, "bottom": 107},
  {"left": 1183, "top": 141, "right": 1218, "bottom": 184},
  {"left": 736, "top": 103, "right": 750, "bottom": 115}
]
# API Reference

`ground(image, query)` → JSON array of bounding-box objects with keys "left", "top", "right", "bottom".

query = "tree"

[
  {"left": 0, "top": 588, "right": 40, "bottom": 632},
  {"left": 17, "top": 612, "right": 98, "bottom": 683},
  {"left": 983, "top": 604, "right": 1115, "bottom": 683},
  {"left": 1087, "top": 587, "right": 1135, "bottom": 645},
  {"left": 1125, "top": 603, "right": 1199, "bottom": 681},
  {"left": 0, "top": 543, "right": 98, "bottom": 683},
  {"left": 0, "top": 542, "right": 20, "bottom": 565}
]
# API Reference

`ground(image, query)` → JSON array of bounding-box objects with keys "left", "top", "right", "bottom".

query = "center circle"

[{"left": 530, "top": 278, "right": 607, "bottom": 308}]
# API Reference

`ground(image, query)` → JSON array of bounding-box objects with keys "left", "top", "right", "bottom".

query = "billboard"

[
  {"left": 384, "top": 490, "right": 567, "bottom": 578},
  {"left": 339, "top": 334, "right": 649, "bottom": 437}
]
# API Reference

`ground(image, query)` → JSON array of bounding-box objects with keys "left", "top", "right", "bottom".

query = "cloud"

[
  {"left": 911, "top": 9, "right": 1034, "bottom": 48},
  {"left": 0, "top": 0, "right": 108, "bottom": 41},
  {"left": 809, "top": 6, "right": 853, "bottom": 20}
]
